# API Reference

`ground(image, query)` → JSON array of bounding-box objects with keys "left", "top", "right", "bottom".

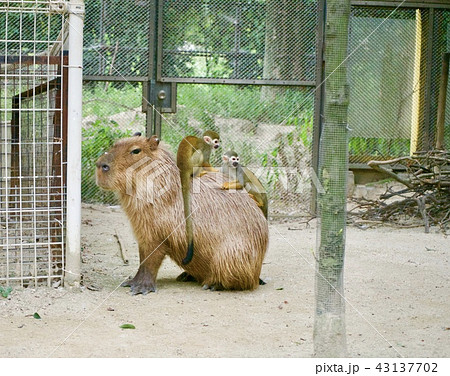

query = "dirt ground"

[{"left": 0, "top": 204, "right": 448, "bottom": 358}]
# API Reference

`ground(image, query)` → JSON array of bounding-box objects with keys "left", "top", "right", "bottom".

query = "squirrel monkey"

[
  {"left": 177, "top": 130, "right": 220, "bottom": 265},
  {"left": 221, "top": 150, "right": 268, "bottom": 219}
]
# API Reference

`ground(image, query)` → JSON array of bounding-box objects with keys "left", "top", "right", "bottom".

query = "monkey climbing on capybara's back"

[{"left": 95, "top": 134, "right": 268, "bottom": 294}]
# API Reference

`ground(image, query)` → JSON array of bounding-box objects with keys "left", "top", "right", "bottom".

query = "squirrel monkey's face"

[
  {"left": 223, "top": 153, "right": 240, "bottom": 168},
  {"left": 203, "top": 132, "right": 220, "bottom": 149},
  {"left": 230, "top": 155, "right": 240, "bottom": 167}
]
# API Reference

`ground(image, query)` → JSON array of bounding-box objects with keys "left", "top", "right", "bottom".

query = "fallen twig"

[{"left": 114, "top": 229, "right": 129, "bottom": 265}]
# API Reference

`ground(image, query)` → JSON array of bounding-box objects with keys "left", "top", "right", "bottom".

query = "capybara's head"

[{"left": 95, "top": 134, "right": 164, "bottom": 195}]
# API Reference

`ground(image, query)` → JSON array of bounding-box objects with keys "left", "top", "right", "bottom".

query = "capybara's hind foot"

[
  {"left": 121, "top": 268, "right": 156, "bottom": 295},
  {"left": 176, "top": 271, "right": 197, "bottom": 283},
  {"left": 202, "top": 283, "right": 224, "bottom": 291}
]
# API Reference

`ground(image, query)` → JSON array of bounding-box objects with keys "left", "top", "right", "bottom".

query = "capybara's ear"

[
  {"left": 148, "top": 135, "right": 160, "bottom": 150},
  {"left": 133, "top": 131, "right": 142, "bottom": 137}
]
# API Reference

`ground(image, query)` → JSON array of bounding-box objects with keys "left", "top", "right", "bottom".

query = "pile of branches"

[{"left": 349, "top": 150, "right": 450, "bottom": 233}]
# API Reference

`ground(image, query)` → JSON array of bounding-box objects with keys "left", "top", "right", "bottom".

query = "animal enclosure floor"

[{"left": 0, "top": 204, "right": 449, "bottom": 358}]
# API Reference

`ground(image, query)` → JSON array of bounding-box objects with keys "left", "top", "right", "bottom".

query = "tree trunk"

[
  {"left": 313, "top": 0, "right": 351, "bottom": 357},
  {"left": 261, "top": 0, "right": 311, "bottom": 102}
]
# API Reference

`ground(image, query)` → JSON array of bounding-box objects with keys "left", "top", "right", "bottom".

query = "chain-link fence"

[
  {"left": 160, "top": 0, "right": 317, "bottom": 83},
  {"left": 83, "top": 0, "right": 150, "bottom": 78},
  {"left": 82, "top": 0, "right": 318, "bottom": 217},
  {"left": 81, "top": 1, "right": 450, "bottom": 218},
  {"left": 348, "top": 7, "right": 450, "bottom": 164}
]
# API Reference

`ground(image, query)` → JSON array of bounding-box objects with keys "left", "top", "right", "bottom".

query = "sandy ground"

[{"left": 0, "top": 204, "right": 448, "bottom": 358}]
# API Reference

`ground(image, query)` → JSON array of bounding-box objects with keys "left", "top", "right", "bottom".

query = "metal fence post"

[{"left": 65, "top": 0, "right": 85, "bottom": 287}]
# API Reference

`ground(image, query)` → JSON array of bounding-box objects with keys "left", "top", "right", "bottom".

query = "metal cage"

[{"left": 0, "top": 1, "right": 70, "bottom": 287}]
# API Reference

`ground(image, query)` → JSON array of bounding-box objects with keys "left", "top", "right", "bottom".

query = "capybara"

[{"left": 95, "top": 135, "right": 268, "bottom": 294}]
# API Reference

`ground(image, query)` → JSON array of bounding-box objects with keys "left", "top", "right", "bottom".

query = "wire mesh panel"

[
  {"left": 348, "top": 7, "right": 418, "bottom": 163},
  {"left": 83, "top": 0, "right": 150, "bottom": 77},
  {"left": 0, "top": 1, "right": 67, "bottom": 287},
  {"left": 430, "top": 9, "right": 450, "bottom": 150},
  {"left": 160, "top": 84, "right": 315, "bottom": 217},
  {"left": 81, "top": 0, "right": 319, "bottom": 218},
  {"left": 160, "top": 0, "right": 317, "bottom": 83},
  {"left": 348, "top": 7, "right": 450, "bottom": 164},
  {"left": 80, "top": 1, "right": 449, "bottom": 218}
]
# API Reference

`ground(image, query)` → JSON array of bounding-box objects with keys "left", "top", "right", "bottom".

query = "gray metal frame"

[{"left": 352, "top": 1, "right": 450, "bottom": 8}]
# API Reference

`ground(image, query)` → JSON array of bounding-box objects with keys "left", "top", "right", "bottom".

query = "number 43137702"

[{"left": 375, "top": 363, "right": 438, "bottom": 373}]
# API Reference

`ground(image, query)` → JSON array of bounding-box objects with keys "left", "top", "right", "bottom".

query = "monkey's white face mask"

[{"left": 223, "top": 154, "right": 240, "bottom": 168}]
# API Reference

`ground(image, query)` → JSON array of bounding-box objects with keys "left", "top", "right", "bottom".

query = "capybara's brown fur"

[{"left": 95, "top": 135, "right": 268, "bottom": 294}]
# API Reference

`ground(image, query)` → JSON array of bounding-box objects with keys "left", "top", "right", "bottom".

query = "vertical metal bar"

[
  {"left": 311, "top": 0, "right": 326, "bottom": 214},
  {"left": 156, "top": 0, "right": 164, "bottom": 83},
  {"left": 18, "top": 9, "right": 24, "bottom": 287},
  {"left": 65, "top": 0, "right": 85, "bottom": 287},
  {"left": 46, "top": 7, "right": 52, "bottom": 286},
  {"left": 146, "top": 0, "right": 163, "bottom": 138},
  {"left": 61, "top": 54, "right": 69, "bottom": 283},
  {"left": 3, "top": 9, "right": 10, "bottom": 284},
  {"left": 146, "top": 0, "right": 157, "bottom": 137},
  {"left": 32, "top": 7, "right": 38, "bottom": 287}
]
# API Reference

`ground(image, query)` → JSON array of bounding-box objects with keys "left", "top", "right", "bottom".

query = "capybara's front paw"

[
  {"left": 121, "top": 274, "right": 156, "bottom": 295},
  {"left": 130, "top": 280, "right": 156, "bottom": 295}
]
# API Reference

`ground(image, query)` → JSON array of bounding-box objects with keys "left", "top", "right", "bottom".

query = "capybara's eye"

[{"left": 131, "top": 148, "right": 141, "bottom": 155}]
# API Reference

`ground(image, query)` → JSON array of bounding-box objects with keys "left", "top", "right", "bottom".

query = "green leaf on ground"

[{"left": 0, "top": 286, "right": 12, "bottom": 298}]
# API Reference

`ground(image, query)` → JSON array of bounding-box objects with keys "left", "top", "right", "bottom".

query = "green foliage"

[
  {"left": 82, "top": 119, "right": 132, "bottom": 203},
  {"left": 349, "top": 137, "right": 410, "bottom": 158},
  {"left": 83, "top": 0, "right": 150, "bottom": 76},
  {"left": 161, "top": 1, "right": 266, "bottom": 79},
  {"left": 286, "top": 110, "right": 314, "bottom": 148},
  {"left": 81, "top": 84, "right": 315, "bottom": 204},
  {"left": 0, "top": 11, "right": 61, "bottom": 54},
  {"left": 261, "top": 110, "right": 313, "bottom": 194},
  {"left": 83, "top": 83, "right": 142, "bottom": 118},
  {"left": 177, "top": 84, "right": 312, "bottom": 124},
  {"left": 0, "top": 286, "right": 12, "bottom": 298}
]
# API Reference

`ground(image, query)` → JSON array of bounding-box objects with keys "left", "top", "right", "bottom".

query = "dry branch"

[
  {"left": 350, "top": 150, "right": 450, "bottom": 233},
  {"left": 114, "top": 229, "right": 129, "bottom": 265}
]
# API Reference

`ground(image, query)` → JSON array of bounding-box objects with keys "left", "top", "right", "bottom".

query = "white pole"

[{"left": 65, "top": 0, "right": 85, "bottom": 287}]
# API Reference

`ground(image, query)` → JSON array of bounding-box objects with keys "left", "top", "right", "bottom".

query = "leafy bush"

[
  {"left": 82, "top": 119, "right": 132, "bottom": 203},
  {"left": 83, "top": 83, "right": 142, "bottom": 118}
]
